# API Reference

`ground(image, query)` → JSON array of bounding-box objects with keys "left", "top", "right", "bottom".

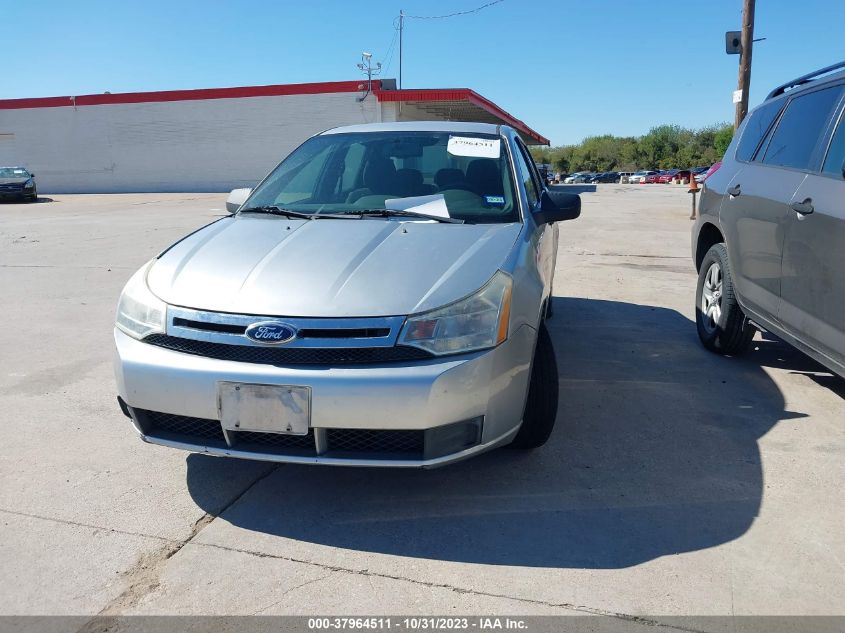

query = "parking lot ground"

[{"left": 1, "top": 187, "right": 843, "bottom": 621}]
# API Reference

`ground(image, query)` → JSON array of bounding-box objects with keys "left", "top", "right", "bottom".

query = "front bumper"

[
  {"left": 114, "top": 324, "right": 535, "bottom": 467},
  {"left": 0, "top": 189, "right": 33, "bottom": 200}
]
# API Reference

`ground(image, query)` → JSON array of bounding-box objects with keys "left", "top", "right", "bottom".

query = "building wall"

[{"left": 0, "top": 91, "right": 381, "bottom": 193}]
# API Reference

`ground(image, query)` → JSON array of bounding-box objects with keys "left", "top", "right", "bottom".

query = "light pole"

[{"left": 356, "top": 52, "right": 382, "bottom": 102}]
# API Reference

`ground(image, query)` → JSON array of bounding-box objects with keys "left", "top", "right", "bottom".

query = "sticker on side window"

[{"left": 447, "top": 136, "right": 501, "bottom": 159}]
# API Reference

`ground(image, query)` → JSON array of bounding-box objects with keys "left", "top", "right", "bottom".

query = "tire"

[
  {"left": 511, "top": 323, "right": 559, "bottom": 449},
  {"left": 695, "top": 243, "right": 755, "bottom": 355}
]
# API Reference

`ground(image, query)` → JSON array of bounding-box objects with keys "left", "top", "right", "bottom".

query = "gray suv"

[{"left": 693, "top": 61, "right": 845, "bottom": 377}]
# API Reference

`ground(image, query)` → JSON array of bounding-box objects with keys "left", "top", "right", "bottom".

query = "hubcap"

[{"left": 701, "top": 262, "right": 723, "bottom": 333}]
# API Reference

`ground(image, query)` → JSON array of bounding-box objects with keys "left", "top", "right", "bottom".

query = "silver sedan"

[{"left": 113, "top": 122, "right": 580, "bottom": 467}]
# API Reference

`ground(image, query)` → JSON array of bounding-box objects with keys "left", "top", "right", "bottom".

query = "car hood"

[
  {"left": 147, "top": 215, "right": 522, "bottom": 317},
  {"left": 0, "top": 177, "right": 30, "bottom": 185}
]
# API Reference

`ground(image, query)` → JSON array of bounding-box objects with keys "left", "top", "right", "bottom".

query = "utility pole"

[
  {"left": 399, "top": 10, "right": 404, "bottom": 89},
  {"left": 734, "top": 0, "right": 756, "bottom": 128}
]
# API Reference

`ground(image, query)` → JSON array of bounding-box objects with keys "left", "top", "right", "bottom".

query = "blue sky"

[{"left": 3, "top": 0, "right": 843, "bottom": 146}]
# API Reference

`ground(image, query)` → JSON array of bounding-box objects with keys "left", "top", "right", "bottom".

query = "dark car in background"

[
  {"left": 692, "top": 60, "right": 845, "bottom": 378},
  {"left": 0, "top": 167, "right": 37, "bottom": 202},
  {"left": 588, "top": 171, "right": 620, "bottom": 184}
]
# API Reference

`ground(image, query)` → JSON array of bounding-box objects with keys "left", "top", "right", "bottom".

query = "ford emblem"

[{"left": 245, "top": 321, "right": 297, "bottom": 345}]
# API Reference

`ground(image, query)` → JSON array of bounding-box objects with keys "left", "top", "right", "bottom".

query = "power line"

[
  {"left": 404, "top": 0, "right": 505, "bottom": 20},
  {"left": 381, "top": 18, "right": 400, "bottom": 75},
  {"left": 397, "top": 0, "right": 506, "bottom": 88}
]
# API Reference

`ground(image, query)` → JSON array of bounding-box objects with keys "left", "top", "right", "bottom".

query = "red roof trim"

[
  {"left": 375, "top": 88, "right": 549, "bottom": 145},
  {"left": 0, "top": 80, "right": 375, "bottom": 111}
]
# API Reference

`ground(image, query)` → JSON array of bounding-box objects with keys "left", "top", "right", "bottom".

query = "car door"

[
  {"left": 779, "top": 87, "right": 845, "bottom": 368},
  {"left": 721, "top": 87, "right": 842, "bottom": 321},
  {"left": 512, "top": 138, "right": 555, "bottom": 315}
]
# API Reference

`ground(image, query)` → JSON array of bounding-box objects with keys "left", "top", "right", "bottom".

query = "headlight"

[
  {"left": 399, "top": 271, "right": 512, "bottom": 356},
  {"left": 115, "top": 261, "right": 166, "bottom": 340},
  {"left": 24, "top": 179, "right": 34, "bottom": 189}
]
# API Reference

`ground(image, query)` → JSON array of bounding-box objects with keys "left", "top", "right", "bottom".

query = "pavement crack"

[
  {"left": 73, "top": 464, "right": 279, "bottom": 632},
  {"left": 188, "top": 541, "right": 708, "bottom": 631},
  {"left": 252, "top": 571, "right": 334, "bottom": 615},
  {"left": 0, "top": 507, "right": 177, "bottom": 544}
]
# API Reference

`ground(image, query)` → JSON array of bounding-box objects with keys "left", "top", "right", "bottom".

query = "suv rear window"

[
  {"left": 736, "top": 99, "right": 783, "bottom": 161},
  {"left": 761, "top": 85, "right": 843, "bottom": 171}
]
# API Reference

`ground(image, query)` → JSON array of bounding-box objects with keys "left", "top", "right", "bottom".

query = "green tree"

[
  {"left": 531, "top": 122, "right": 729, "bottom": 173},
  {"left": 714, "top": 125, "right": 734, "bottom": 157}
]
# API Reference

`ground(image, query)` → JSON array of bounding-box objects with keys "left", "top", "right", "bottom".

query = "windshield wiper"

[
  {"left": 239, "top": 206, "right": 314, "bottom": 220},
  {"left": 239, "top": 206, "right": 353, "bottom": 220},
  {"left": 343, "top": 209, "right": 464, "bottom": 224}
]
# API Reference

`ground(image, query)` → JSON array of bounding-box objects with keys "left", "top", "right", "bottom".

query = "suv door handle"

[
  {"left": 728, "top": 184, "right": 741, "bottom": 196},
  {"left": 791, "top": 198, "right": 814, "bottom": 215}
]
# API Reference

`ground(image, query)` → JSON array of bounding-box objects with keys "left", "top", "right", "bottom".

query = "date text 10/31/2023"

[{"left": 307, "top": 618, "right": 529, "bottom": 630}]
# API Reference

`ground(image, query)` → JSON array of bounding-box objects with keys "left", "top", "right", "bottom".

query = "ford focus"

[{"left": 113, "top": 121, "right": 580, "bottom": 467}]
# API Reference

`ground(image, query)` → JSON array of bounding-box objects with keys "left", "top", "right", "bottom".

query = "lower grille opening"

[
  {"left": 326, "top": 428, "right": 424, "bottom": 457},
  {"left": 141, "top": 410, "right": 227, "bottom": 447},
  {"left": 132, "top": 410, "right": 475, "bottom": 461},
  {"left": 233, "top": 429, "right": 317, "bottom": 456}
]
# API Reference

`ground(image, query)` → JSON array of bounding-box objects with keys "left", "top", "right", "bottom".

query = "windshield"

[
  {"left": 243, "top": 131, "right": 518, "bottom": 224},
  {"left": 0, "top": 168, "right": 30, "bottom": 178}
]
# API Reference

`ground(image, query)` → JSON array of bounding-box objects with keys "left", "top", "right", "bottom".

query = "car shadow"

[
  {"left": 185, "top": 297, "right": 817, "bottom": 569},
  {"left": 0, "top": 196, "right": 54, "bottom": 204}
]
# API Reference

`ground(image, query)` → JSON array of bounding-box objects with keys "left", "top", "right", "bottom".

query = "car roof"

[{"left": 320, "top": 121, "right": 505, "bottom": 137}]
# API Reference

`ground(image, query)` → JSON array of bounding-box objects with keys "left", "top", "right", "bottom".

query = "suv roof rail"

[{"left": 766, "top": 60, "right": 845, "bottom": 100}]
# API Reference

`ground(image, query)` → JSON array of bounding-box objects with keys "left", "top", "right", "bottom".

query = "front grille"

[
  {"left": 143, "top": 334, "right": 433, "bottom": 365},
  {"left": 0, "top": 184, "right": 24, "bottom": 192},
  {"left": 172, "top": 318, "right": 390, "bottom": 340},
  {"left": 326, "top": 428, "right": 424, "bottom": 456}
]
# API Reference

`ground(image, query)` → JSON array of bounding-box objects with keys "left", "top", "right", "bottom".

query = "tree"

[
  {"left": 531, "top": 122, "right": 731, "bottom": 172},
  {"left": 714, "top": 125, "right": 734, "bottom": 157}
]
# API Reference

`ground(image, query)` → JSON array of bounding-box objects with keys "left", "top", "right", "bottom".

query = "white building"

[{"left": 0, "top": 79, "right": 548, "bottom": 193}]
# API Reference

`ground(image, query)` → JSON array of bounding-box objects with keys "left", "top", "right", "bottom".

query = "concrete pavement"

[{"left": 1, "top": 187, "right": 842, "bottom": 621}]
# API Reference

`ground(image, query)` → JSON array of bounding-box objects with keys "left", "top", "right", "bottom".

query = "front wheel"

[
  {"left": 511, "top": 323, "right": 559, "bottom": 449},
  {"left": 695, "top": 243, "right": 755, "bottom": 355}
]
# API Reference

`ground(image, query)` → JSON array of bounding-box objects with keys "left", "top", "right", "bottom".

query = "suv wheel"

[
  {"left": 511, "top": 323, "right": 559, "bottom": 449},
  {"left": 696, "top": 243, "right": 755, "bottom": 355}
]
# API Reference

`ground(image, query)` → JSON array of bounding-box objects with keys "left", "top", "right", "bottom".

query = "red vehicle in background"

[{"left": 656, "top": 169, "right": 692, "bottom": 183}]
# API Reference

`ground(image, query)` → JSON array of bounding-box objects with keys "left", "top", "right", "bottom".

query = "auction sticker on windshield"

[{"left": 447, "top": 136, "right": 501, "bottom": 158}]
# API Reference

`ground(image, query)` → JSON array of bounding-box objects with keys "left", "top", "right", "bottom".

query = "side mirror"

[
  {"left": 534, "top": 190, "right": 581, "bottom": 225},
  {"left": 29, "top": 173, "right": 35, "bottom": 178},
  {"left": 226, "top": 187, "right": 252, "bottom": 213}
]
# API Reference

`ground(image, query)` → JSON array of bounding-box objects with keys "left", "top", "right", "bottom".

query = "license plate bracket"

[{"left": 217, "top": 382, "right": 311, "bottom": 435}]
